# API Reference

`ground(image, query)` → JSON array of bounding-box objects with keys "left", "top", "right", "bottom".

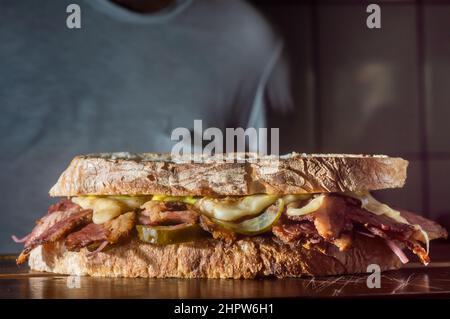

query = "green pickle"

[{"left": 136, "top": 223, "right": 208, "bottom": 245}]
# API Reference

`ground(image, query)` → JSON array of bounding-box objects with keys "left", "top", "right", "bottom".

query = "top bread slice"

[{"left": 49, "top": 152, "right": 408, "bottom": 197}]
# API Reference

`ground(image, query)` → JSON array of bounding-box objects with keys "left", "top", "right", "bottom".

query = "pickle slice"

[
  {"left": 136, "top": 223, "right": 208, "bottom": 245},
  {"left": 211, "top": 199, "right": 285, "bottom": 236}
]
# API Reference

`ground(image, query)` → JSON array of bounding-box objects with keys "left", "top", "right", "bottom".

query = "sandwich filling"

[{"left": 15, "top": 193, "right": 447, "bottom": 265}]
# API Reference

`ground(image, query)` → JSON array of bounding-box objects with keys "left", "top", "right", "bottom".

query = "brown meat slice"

[
  {"left": 47, "top": 199, "right": 79, "bottom": 215},
  {"left": 272, "top": 213, "right": 320, "bottom": 243},
  {"left": 366, "top": 225, "right": 431, "bottom": 265},
  {"left": 280, "top": 194, "right": 447, "bottom": 264},
  {"left": 66, "top": 212, "right": 136, "bottom": 251},
  {"left": 20, "top": 200, "right": 84, "bottom": 248},
  {"left": 289, "top": 196, "right": 413, "bottom": 240},
  {"left": 65, "top": 223, "right": 108, "bottom": 251},
  {"left": 342, "top": 197, "right": 448, "bottom": 242},
  {"left": 274, "top": 215, "right": 351, "bottom": 251},
  {"left": 333, "top": 233, "right": 353, "bottom": 251},
  {"left": 141, "top": 201, "right": 187, "bottom": 215},
  {"left": 346, "top": 206, "right": 414, "bottom": 240},
  {"left": 406, "top": 240, "right": 430, "bottom": 265},
  {"left": 289, "top": 195, "right": 351, "bottom": 240},
  {"left": 283, "top": 196, "right": 354, "bottom": 250},
  {"left": 17, "top": 208, "right": 92, "bottom": 264},
  {"left": 343, "top": 199, "right": 447, "bottom": 264},
  {"left": 139, "top": 210, "right": 199, "bottom": 226},
  {"left": 107, "top": 212, "right": 136, "bottom": 243},
  {"left": 351, "top": 206, "right": 447, "bottom": 264},
  {"left": 139, "top": 201, "right": 198, "bottom": 226},
  {"left": 198, "top": 215, "right": 236, "bottom": 245},
  {"left": 399, "top": 209, "right": 448, "bottom": 240},
  {"left": 291, "top": 195, "right": 415, "bottom": 241}
]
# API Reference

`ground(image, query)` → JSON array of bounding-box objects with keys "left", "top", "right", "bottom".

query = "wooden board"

[{"left": 1, "top": 243, "right": 450, "bottom": 298}]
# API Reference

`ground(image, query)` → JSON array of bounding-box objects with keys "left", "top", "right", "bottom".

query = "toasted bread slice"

[
  {"left": 28, "top": 234, "right": 401, "bottom": 278},
  {"left": 49, "top": 153, "right": 408, "bottom": 197}
]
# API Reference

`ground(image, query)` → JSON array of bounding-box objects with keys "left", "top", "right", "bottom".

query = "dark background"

[{"left": 253, "top": 0, "right": 450, "bottom": 229}]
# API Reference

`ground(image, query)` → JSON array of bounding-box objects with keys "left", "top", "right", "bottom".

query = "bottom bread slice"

[{"left": 28, "top": 234, "right": 401, "bottom": 278}]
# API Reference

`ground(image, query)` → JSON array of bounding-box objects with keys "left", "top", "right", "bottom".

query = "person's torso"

[{"left": 0, "top": 0, "right": 278, "bottom": 252}]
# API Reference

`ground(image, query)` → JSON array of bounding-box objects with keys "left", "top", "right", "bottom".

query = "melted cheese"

[
  {"left": 286, "top": 195, "right": 325, "bottom": 216},
  {"left": 72, "top": 195, "right": 151, "bottom": 224},
  {"left": 195, "top": 194, "right": 279, "bottom": 221},
  {"left": 347, "top": 192, "right": 409, "bottom": 224}
]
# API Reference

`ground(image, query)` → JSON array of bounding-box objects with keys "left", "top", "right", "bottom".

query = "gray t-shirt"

[{"left": 0, "top": 0, "right": 291, "bottom": 252}]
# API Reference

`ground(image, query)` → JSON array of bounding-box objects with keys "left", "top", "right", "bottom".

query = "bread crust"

[
  {"left": 49, "top": 153, "right": 408, "bottom": 196},
  {"left": 28, "top": 234, "right": 401, "bottom": 278}
]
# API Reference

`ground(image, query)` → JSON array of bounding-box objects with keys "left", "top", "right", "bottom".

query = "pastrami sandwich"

[{"left": 14, "top": 153, "right": 447, "bottom": 278}]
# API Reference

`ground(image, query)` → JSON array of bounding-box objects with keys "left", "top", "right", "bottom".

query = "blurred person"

[{"left": 0, "top": 0, "right": 292, "bottom": 252}]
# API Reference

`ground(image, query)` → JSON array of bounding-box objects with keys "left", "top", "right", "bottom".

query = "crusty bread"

[
  {"left": 28, "top": 234, "right": 401, "bottom": 278},
  {"left": 49, "top": 153, "right": 408, "bottom": 197}
]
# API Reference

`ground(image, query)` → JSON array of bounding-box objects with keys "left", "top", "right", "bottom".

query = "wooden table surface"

[{"left": 1, "top": 243, "right": 450, "bottom": 299}]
